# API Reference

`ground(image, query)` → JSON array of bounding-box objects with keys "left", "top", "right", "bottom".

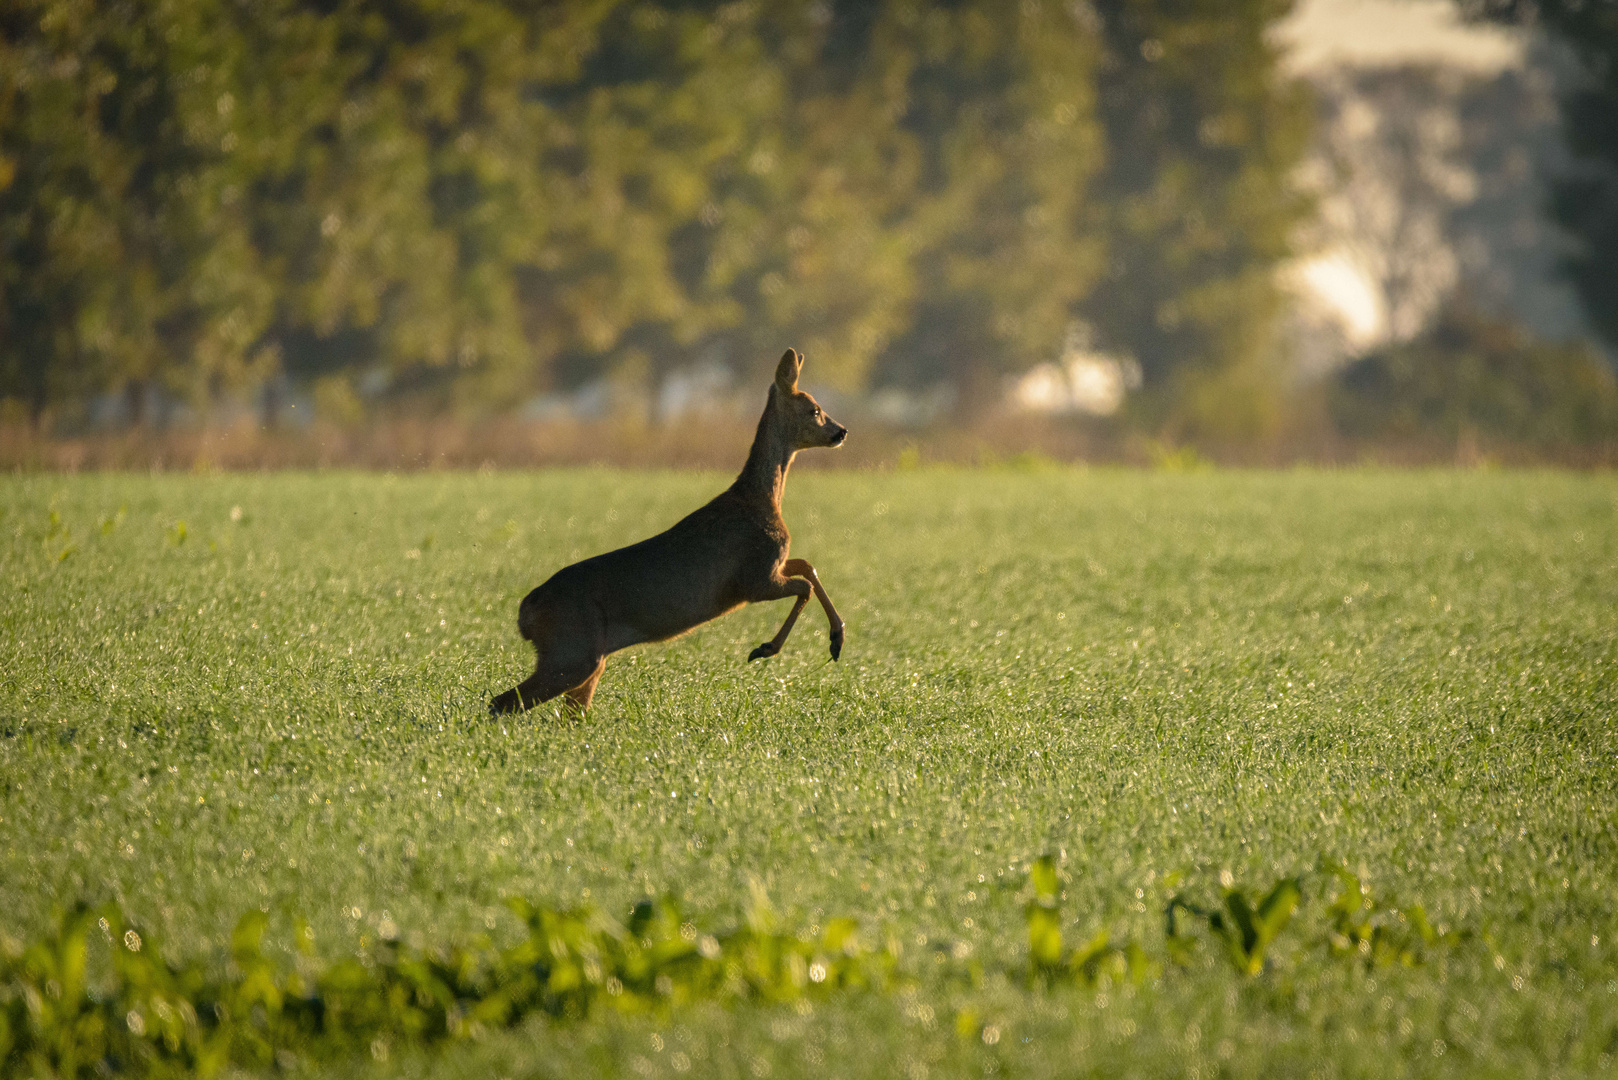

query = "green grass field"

[{"left": 2, "top": 468, "right": 1615, "bottom": 1078}]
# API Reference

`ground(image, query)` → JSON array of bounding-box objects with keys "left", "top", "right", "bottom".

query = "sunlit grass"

[{"left": 2, "top": 468, "right": 1615, "bottom": 1077}]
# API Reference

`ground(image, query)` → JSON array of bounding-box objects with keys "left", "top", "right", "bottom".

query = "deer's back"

[{"left": 525, "top": 491, "right": 786, "bottom": 649}]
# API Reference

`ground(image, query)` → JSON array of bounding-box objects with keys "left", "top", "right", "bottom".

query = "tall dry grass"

[{"left": 2, "top": 415, "right": 1613, "bottom": 471}]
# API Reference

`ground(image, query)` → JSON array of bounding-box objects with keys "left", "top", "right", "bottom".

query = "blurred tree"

[
  {"left": 1079, "top": 0, "right": 1313, "bottom": 438},
  {"left": 0, "top": 1, "right": 625, "bottom": 421},
  {"left": 1298, "top": 69, "right": 1477, "bottom": 347},
  {"left": 231, "top": 0, "right": 621, "bottom": 415},
  {"left": 1460, "top": 0, "right": 1618, "bottom": 358},
  {"left": 867, "top": 0, "right": 1106, "bottom": 409},
  {"left": 1330, "top": 299, "right": 1618, "bottom": 445},
  {"left": 0, "top": 0, "right": 269, "bottom": 422},
  {"left": 530, "top": 0, "right": 1104, "bottom": 413},
  {"left": 515, "top": 0, "right": 912, "bottom": 407},
  {"left": 683, "top": 0, "right": 921, "bottom": 396},
  {"left": 0, "top": 0, "right": 1308, "bottom": 428}
]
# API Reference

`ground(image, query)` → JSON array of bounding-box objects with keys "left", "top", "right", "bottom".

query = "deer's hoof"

[
  {"left": 748, "top": 642, "right": 779, "bottom": 662},
  {"left": 830, "top": 628, "right": 844, "bottom": 661}
]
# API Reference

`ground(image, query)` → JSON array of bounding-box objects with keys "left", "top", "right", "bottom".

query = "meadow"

[{"left": 1, "top": 467, "right": 1615, "bottom": 1078}]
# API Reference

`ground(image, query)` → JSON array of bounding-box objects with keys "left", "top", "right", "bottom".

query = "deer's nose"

[{"left": 830, "top": 425, "right": 848, "bottom": 446}]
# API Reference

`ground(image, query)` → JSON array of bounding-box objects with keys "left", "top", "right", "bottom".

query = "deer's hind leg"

[
  {"left": 491, "top": 649, "right": 604, "bottom": 714},
  {"left": 563, "top": 656, "right": 608, "bottom": 714},
  {"left": 491, "top": 617, "right": 607, "bottom": 715}
]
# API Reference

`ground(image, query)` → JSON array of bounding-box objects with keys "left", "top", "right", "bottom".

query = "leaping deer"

[{"left": 490, "top": 349, "right": 848, "bottom": 715}]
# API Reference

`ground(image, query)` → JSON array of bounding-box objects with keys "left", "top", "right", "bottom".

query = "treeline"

[
  {"left": 1466, "top": 0, "right": 1618, "bottom": 356},
  {"left": 0, "top": 0, "right": 1310, "bottom": 431}
]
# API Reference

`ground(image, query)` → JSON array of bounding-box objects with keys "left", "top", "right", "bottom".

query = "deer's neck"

[{"left": 733, "top": 390, "right": 794, "bottom": 513}]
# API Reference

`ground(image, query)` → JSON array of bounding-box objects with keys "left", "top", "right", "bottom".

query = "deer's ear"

[{"left": 774, "top": 349, "right": 802, "bottom": 394}]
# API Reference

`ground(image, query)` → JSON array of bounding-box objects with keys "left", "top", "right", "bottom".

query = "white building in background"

[{"left": 1010, "top": 322, "right": 1141, "bottom": 417}]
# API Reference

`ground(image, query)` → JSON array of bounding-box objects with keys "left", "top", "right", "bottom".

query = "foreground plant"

[
  {"left": 1024, "top": 856, "right": 1156, "bottom": 988},
  {"left": 1, "top": 861, "right": 1467, "bottom": 1078},
  {"left": 0, "top": 888, "right": 897, "bottom": 1079}
]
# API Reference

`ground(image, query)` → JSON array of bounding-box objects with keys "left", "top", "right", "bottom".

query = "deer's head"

[{"left": 772, "top": 349, "right": 847, "bottom": 451}]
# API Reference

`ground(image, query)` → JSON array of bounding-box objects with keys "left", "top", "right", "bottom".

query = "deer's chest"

[
  {"left": 727, "top": 517, "right": 790, "bottom": 596},
  {"left": 753, "top": 514, "right": 791, "bottom": 571}
]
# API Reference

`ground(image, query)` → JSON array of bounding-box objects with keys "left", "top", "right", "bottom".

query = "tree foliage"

[
  {"left": 1080, "top": 0, "right": 1313, "bottom": 437},
  {"left": 1329, "top": 300, "right": 1618, "bottom": 445},
  {"left": 0, "top": 0, "right": 1312, "bottom": 423}
]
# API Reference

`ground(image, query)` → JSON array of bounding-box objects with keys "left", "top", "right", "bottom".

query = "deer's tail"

[{"left": 516, "top": 586, "right": 546, "bottom": 643}]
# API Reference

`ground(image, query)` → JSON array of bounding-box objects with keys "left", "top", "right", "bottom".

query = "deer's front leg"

[
  {"left": 782, "top": 558, "right": 844, "bottom": 660},
  {"left": 747, "top": 577, "right": 812, "bottom": 661}
]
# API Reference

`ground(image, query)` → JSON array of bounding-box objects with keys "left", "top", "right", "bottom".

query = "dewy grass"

[{"left": 1, "top": 468, "right": 1615, "bottom": 1078}]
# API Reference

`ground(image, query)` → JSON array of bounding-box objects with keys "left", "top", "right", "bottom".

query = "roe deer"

[{"left": 490, "top": 349, "right": 847, "bottom": 715}]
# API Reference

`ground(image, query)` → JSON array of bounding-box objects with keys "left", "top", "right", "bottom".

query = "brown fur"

[{"left": 490, "top": 349, "right": 848, "bottom": 715}]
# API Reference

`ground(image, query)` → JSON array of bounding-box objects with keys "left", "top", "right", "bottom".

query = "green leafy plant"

[
  {"left": 1025, "top": 855, "right": 1064, "bottom": 973},
  {"left": 1147, "top": 440, "right": 1212, "bottom": 473},
  {"left": 1, "top": 891, "right": 903, "bottom": 1079},
  {"left": 1166, "top": 877, "right": 1301, "bottom": 976},
  {"left": 42, "top": 508, "right": 76, "bottom": 561},
  {"left": 0, "top": 861, "right": 1472, "bottom": 1078},
  {"left": 1322, "top": 864, "right": 1463, "bottom": 969},
  {"left": 1023, "top": 856, "right": 1156, "bottom": 988}
]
